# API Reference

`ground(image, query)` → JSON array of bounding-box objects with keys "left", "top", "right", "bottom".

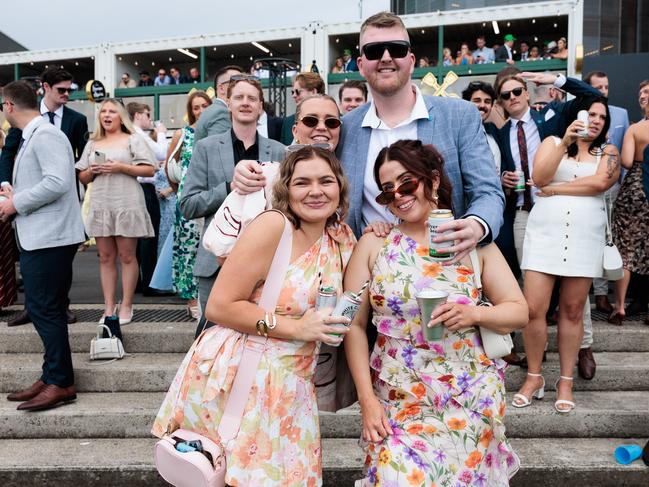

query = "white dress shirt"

[
  {"left": 257, "top": 111, "right": 268, "bottom": 138},
  {"left": 40, "top": 100, "right": 63, "bottom": 130},
  {"left": 509, "top": 108, "right": 541, "bottom": 207},
  {"left": 361, "top": 85, "right": 429, "bottom": 226}
]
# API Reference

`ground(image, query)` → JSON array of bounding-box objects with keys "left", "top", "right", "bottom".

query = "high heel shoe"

[
  {"left": 608, "top": 310, "right": 624, "bottom": 326},
  {"left": 554, "top": 376, "right": 575, "bottom": 413},
  {"left": 118, "top": 306, "right": 134, "bottom": 325},
  {"left": 512, "top": 372, "right": 545, "bottom": 408}
]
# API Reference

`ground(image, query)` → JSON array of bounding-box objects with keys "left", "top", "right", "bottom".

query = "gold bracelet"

[{"left": 255, "top": 318, "right": 268, "bottom": 337}]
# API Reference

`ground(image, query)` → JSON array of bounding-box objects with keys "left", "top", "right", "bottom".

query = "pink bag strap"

[{"left": 217, "top": 211, "right": 293, "bottom": 443}]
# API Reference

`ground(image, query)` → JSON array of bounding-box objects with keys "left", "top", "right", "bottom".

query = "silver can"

[
  {"left": 316, "top": 287, "right": 337, "bottom": 311},
  {"left": 514, "top": 170, "right": 526, "bottom": 193},
  {"left": 428, "top": 209, "right": 454, "bottom": 261},
  {"left": 328, "top": 291, "right": 361, "bottom": 346}
]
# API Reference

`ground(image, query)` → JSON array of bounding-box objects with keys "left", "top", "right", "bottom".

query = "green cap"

[
  {"left": 504, "top": 34, "right": 516, "bottom": 42},
  {"left": 343, "top": 48, "right": 352, "bottom": 55}
]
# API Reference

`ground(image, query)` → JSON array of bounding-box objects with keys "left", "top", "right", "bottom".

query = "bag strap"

[
  {"left": 217, "top": 211, "right": 293, "bottom": 444},
  {"left": 603, "top": 192, "right": 614, "bottom": 245},
  {"left": 469, "top": 249, "right": 482, "bottom": 291}
]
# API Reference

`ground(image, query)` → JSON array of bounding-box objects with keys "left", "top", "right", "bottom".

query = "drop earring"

[{"left": 433, "top": 188, "right": 439, "bottom": 205}]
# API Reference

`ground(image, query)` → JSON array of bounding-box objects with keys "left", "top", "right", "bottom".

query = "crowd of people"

[{"left": 1, "top": 9, "right": 648, "bottom": 487}]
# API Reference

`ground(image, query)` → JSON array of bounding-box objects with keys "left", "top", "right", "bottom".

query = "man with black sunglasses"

[
  {"left": 0, "top": 67, "right": 88, "bottom": 327},
  {"left": 336, "top": 11, "right": 504, "bottom": 264}
]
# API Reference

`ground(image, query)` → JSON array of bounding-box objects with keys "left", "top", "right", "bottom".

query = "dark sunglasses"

[
  {"left": 56, "top": 87, "right": 74, "bottom": 95},
  {"left": 229, "top": 74, "right": 260, "bottom": 84},
  {"left": 299, "top": 115, "right": 342, "bottom": 129},
  {"left": 375, "top": 179, "right": 420, "bottom": 205},
  {"left": 500, "top": 87, "right": 525, "bottom": 100},
  {"left": 361, "top": 40, "right": 411, "bottom": 61}
]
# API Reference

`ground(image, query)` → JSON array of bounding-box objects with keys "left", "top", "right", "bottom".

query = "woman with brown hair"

[
  {"left": 153, "top": 146, "right": 356, "bottom": 486},
  {"left": 344, "top": 139, "right": 526, "bottom": 486},
  {"left": 164, "top": 91, "right": 212, "bottom": 318},
  {"left": 77, "top": 99, "right": 156, "bottom": 324}
]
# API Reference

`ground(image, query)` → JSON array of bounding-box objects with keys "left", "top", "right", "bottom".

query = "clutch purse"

[
  {"left": 603, "top": 193, "right": 624, "bottom": 281},
  {"left": 90, "top": 324, "right": 125, "bottom": 360},
  {"left": 165, "top": 129, "right": 184, "bottom": 184}
]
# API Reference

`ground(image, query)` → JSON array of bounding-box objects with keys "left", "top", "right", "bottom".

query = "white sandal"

[
  {"left": 554, "top": 376, "right": 576, "bottom": 413},
  {"left": 512, "top": 372, "right": 545, "bottom": 408}
]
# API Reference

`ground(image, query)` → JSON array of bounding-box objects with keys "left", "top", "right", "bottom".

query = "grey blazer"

[
  {"left": 337, "top": 95, "right": 505, "bottom": 241},
  {"left": 11, "top": 117, "right": 85, "bottom": 251},
  {"left": 193, "top": 99, "right": 231, "bottom": 143},
  {"left": 180, "top": 131, "right": 285, "bottom": 278}
]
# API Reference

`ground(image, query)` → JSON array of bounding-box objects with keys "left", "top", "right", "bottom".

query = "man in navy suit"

[{"left": 1, "top": 67, "right": 88, "bottom": 327}]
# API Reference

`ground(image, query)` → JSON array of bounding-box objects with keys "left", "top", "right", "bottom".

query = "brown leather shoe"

[
  {"left": 6, "top": 380, "right": 46, "bottom": 402},
  {"left": 595, "top": 295, "right": 613, "bottom": 314},
  {"left": 578, "top": 347, "right": 596, "bottom": 380},
  {"left": 17, "top": 384, "right": 77, "bottom": 411},
  {"left": 7, "top": 309, "right": 31, "bottom": 327},
  {"left": 501, "top": 350, "right": 524, "bottom": 366},
  {"left": 66, "top": 309, "right": 77, "bottom": 324}
]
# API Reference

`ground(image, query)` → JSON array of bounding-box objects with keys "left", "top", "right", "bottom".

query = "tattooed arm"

[{"left": 535, "top": 147, "right": 620, "bottom": 197}]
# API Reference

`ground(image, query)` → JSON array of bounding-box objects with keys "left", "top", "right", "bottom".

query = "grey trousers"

[{"left": 514, "top": 210, "right": 592, "bottom": 349}]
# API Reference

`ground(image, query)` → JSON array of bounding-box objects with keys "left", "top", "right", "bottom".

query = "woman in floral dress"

[
  {"left": 152, "top": 146, "right": 356, "bottom": 486},
  {"left": 166, "top": 91, "right": 211, "bottom": 317},
  {"left": 344, "top": 140, "right": 527, "bottom": 486}
]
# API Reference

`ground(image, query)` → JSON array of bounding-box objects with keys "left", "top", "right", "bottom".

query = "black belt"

[{"left": 516, "top": 204, "right": 534, "bottom": 211}]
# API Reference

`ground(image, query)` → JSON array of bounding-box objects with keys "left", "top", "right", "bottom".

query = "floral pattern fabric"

[
  {"left": 357, "top": 228, "right": 519, "bottom": 487},
  {"left": 153, "top": 222, "right": 355, "bottom": 486},
  {"left": 172, "top": 127, "right": 200, "bottom": 299}
]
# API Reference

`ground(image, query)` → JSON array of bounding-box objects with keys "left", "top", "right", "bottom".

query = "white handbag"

[
  {"left": 165, "top": 129, "right": 184, "bottom": 184},
  {"left": 469, "top": 251, "right": 514, "bottom": 360},
  {"left": 603, "top": 192, "right": 624, "bottom": 281},
  {"left": 90, "top": 325, "right": 125, "bottom": 360}
]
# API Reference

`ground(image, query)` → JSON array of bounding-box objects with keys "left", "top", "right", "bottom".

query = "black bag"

[{"left": 103, "top": 315, "right": 122, "bottom": 341}]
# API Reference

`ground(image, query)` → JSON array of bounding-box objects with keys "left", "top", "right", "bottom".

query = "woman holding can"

[
  {"left": 515, "top": 95, "right": 619, "bottom": 413},
  {"left": 344, "top": 139, "right": 527, "bottom": 486},
  {"left": 153, "top": 146, "right": 356, "bottom": 486}
]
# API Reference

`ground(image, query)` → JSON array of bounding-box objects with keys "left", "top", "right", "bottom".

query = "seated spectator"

[
  {"left": 119, "top": 73, "right": 137, "bottom": 88},
  {"left": 418, "top": 56, "right": 430, "bottom": 67},
  {"left": 455, "top": 42, "right": 474, "bottom": 65},
  {"left": 338, "top": 79, "right": 368, "bottom": 113},
  {"left": 473, "top": 35, "right": 495, "bottom": 64},
  {"left": 154, "top": 69, "right": 171, "bottom": 86},
  {"left": 520, "top": 41, "right": 530, "bottom": 61},
  {"left": 189, "top": 67, "right": 201, "bottom": 83},
  {"left": 496, "top": 34, "right": 516, "bottom": 64},
  {"left": 250, "top": 61, "right": 270, "bottom": 79},
  {"left": 342, "top": 48, "right": 358, "bottom": 72},
  {"left": 552, "top": 37, "right": 568, "bottom": 60},
  {"left": 442, "top": 47, "right": 454, "bottom": 66},
  {"left": 169, "top": 67, "right": 188, "bottom": 85},
  {"left": 138, "top": 71, "right": 154, "bottom": 87},
  {"left": 331, "top": 57, "right": 344, "bottom": 73},
  {"left": 528, "top": 45, "right": 541, "bottom": 61}
]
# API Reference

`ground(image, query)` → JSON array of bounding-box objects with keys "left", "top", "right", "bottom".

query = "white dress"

[{"left": 521, "top": 138, "right": 606, "bottom": 278}]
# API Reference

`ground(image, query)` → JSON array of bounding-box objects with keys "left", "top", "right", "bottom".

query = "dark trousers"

[
  {"left": 20, "top": 243, "right": 77, "bottom": 387},
  {"left": 137, "top": 183, "right": 160, "bottom": 291}
]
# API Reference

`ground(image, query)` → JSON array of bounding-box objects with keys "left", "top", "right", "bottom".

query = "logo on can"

[
  {"left": 514, "top": 170, "right": 526, "bottom": 192},
  {"left": 428, "top": 209, "right": 454, "bottom": 261}
]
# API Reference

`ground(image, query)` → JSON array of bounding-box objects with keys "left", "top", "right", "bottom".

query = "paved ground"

[{"left": 11, "top": 245, "right": 184, "bottom": 306}]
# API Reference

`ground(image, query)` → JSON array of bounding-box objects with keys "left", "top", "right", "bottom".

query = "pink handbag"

[{"left": 155, "top": 212, "right": 292, "bottom": 487}]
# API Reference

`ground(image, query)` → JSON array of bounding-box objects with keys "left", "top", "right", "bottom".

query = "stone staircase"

[{"left": 0, "top": 304, "right": 647, "bottom": 486}]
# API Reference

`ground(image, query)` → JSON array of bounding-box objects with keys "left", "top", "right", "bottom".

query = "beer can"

[
  {"left": 316, "top": 286, "right": 337, "bottom": 311},
  {"left": 577, "top": 110, "right": 589, "bottom": 138},
  {"left": 428, "top": 209, "right": 454, "bottom": 261},
  {"left": 328, "top": 291, "right": 361, "bottom": 346},
  {"left": 514, "top": 170, "right": 526, "bottom": 193}
]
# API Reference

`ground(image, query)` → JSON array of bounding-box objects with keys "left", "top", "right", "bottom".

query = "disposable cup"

[
  {"left": 614, "top": 444, "right": 643, "bottom": 465},
  {"left": 415, "top": 290, "right": 449, "bottom": 341}
]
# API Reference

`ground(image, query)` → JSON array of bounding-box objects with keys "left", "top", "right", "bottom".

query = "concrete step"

[
  {"left": 0, "top": 321, "right": 196, "bottom": 354},
  {"left": 0, "top": 437, "right": 646, "bottom": 487},
  {"left": 1, "top": 351, "right": 647, "bottom": 394},
  {"left": 504, "top": 352, "right": 649, "bottom": 391},
  {"left": 512, "top": 322, "right": 649, "bottom": 353},
  {"left": 0, "top": 353, "right": 184, "bottom": 393},
  {"left": 2, "top": 390, "right": 647, "bottom": 440},
  {"left": 320, "top": 391, "right": 649, "bottom": 439}
]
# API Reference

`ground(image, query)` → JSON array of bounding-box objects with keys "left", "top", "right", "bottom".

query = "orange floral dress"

[
  {"left": 152, "top": 223, "right": 355, "bottom": 487},
  {"left": 357, "top": 228, "right": 519, "bottom": 486}
]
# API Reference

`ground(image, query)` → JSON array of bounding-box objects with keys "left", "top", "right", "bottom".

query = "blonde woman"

[{"left": 77, "top": 99, "right": 156, "bottom": 324}]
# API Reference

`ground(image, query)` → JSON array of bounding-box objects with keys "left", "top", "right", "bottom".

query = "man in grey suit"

[
  {"left": 0, "top": 81, "right": 85, "bottom": 411},
  {"left": 180, "top": 76, "right": 285, "bottom": 336},
  {"left": 338, "top": 11, "right": 504, "bottom": 260},
  {"left": 193, "top": 65, "right": 243, "bottom": 143}
]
